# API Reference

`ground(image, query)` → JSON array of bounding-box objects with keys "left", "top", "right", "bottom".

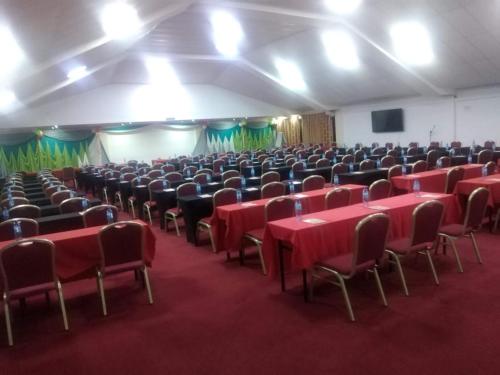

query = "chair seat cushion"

[
  {"left": 166, "top": 207, "right": 181, "bottom": 217},
  {"left": 386, "top": 238, "right": 432, "bottom": 255},
  {"left": 439, "top": 224, "right": 465, "bottom": 237},
  {"left": 198, "top": 216, "right": 214, "bottom": 226},
  {"left": 316, "top": 253, "right": 375, "bottom": 276},
  {"left": 128, "top": 196, "right": 136, "bottom": 202},
  {"left": 144, "top": 201, "right": 156, "bottom": 208},
  {"left": 244, "top": 228, "right": 265, "bottom": 242}
]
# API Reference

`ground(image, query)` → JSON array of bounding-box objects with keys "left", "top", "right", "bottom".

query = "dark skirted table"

[
  {"left": 39, "top": 198, "right": 101, "bottom": 217},
  {"left": 337, "top": 168, "right": 389, "bottom": 186}
]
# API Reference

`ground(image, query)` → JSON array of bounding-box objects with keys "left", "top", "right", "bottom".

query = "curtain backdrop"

[
  {"left": 206, "top": 121, "right": 276, "bottom": 153},
  {"left": 301, "top": 113, "right": 333, "bottom": 145},
  {"left": 277, "top": 116, "right": 302, "bottom": 145}
]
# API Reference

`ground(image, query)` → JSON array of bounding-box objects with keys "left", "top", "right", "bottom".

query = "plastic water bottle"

[
  {"left": 106, "top": 208, "right": 114, "bottom": 224},
  {"left": 437, "top": 159, "right": 442, "bottom": 169},
  {"left": 70, "top": 190, "right": 75, "bottom": 198},
  {"left": 413, "top": 179, "right": 421, "bottom": 196},
  {"left": 186, "top": 169, "right": 191, "bottom": 178},
  {"left": 8, "top": 196, "right": 14, "bottom": 208},
  {"left": 482, "top": 166, "right": 488, "bottom": 177},
  {"left": 57, "top": 185, "right": 62, "bottom": 192},
  {"left": 199, "top": 163, "right": 203, "bottom": 170},
  {"left": 82, "top": 198, "right": 89, "bottom": 209},
  {"left": 289, "top": 181, "right": 295, "bottom": 194},
  {"left": 423, "top": 146, "right": 427, "bottom": 154},
  {"left": 403, "top": 166, "right": 408, "bottom": 175},
  {"left": 376, "top": 158, "right": 381, "bottom": 168},
  {"left": 363, "top": 152, "right": 367, "bottom": 160},
  {"left": 163, "top": 179, "right": 168, "bottom": 189},
  {"left": 450, "top": 148, "right": 455, "bottom": 156},
  {"left": 2, "top": 207, "right": 9, "bottom": 220},
  {"left": 295, "top": 199, "right": 303, "bottom": 221},
  {"left": 468, "top": 153, "right": 472, "bottom": 164},
  {"left": 196, "top": 183, "right": 202, "bottom": 195},
  {"left": 362, "top": 187, "right": 369, "bottom": 207},
  {"left": 333, "top": 155, "right": 337, "bottom": 164},
  {"left": 207, "top": 174, "right": 212, "bottom": 183},
  {"left": 303, "top": 161, "right": 307, "bottom": 169},
  {"left": 236, "top": 189, "right": 242, "bottom": 204},
  {"left": 403, "top": 156, "right": 408, "bottom": 164},
  {"left": 349, "top": 162, "right": 354, "bottom": 172},
  {"left": 13, "top": 220, "right": 22, "bottom": 239},
  {"left": 333, "top": 174, "right": 339, "bottom": 186},
  {"left": 251, "top": 167, "right": 255, "bottom": 177},
  {"left": 219, "top": 165, "right": 224, "bottom": 173},
  {"left": 7, "top": 186, "right": 11, "bottom": 194},
  {"left": 7, "top": 191, "right": 12, "bottom": 200},
  {"left": 241, "top": 177, "right": 246, "bottom": 189}
]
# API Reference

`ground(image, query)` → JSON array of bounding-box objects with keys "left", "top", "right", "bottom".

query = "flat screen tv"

[{"left": 371, "top": 108, "right": 404, "bottom": 133}]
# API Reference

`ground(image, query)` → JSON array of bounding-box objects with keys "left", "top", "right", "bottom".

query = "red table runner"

[
  {"left": 0, "top": 220, "right": 156, "bottom": 282},
  {"left": 214, "top": 185, "right": 366, "bottom": 253},
  {"left": 262, "top": 193, "right": 459, "bottom": 277},
  {"left": 456, "top": 174, "right": 500, "bottom": 206},
  {"left": 391, "top": 164, "right": 483, "bottom": 193}
]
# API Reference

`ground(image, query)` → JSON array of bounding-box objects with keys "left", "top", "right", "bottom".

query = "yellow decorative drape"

[
  {"left": 301, "top": 113, "right": 333, "bottom": 145},
  {"left": 277, "top": 116, "right": 302, "bottom": 145}
]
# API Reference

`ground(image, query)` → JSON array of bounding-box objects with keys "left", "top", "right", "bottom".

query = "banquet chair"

[
  {"left": 222, "top": 170, "right": 239, "bottom": 182},
  {"left": 196, "top": 188, "right": 237, "bottom": 252},
  {"left": 291, "top": 161, "right": 305, "bottom": 175},
  {"left": 127, "top": 176, "right": 152, "bottom": 218},
  {"left": 325, "top": 188, "right": 351, "bottom": 210},
  {"left": 240, "top": 159, "right": 252, "bottom": 169},
  {"left": 241, "top": 196, "right": 295, "bottom": 275},
  {"left": 147, "top": 170, "right": 163, "bottom": 179},
  {"left": 332, "top": 163, "right": 348, "bottom": 176},
  {"left": 308, "top": 154, "right": 320, "bottom": 164},
  {"left": 120, "top": 166, "right": 135, "bottom": 174},
  {"left": 196, "top": 168, "right": 213, "bottom": 176},
  {"left": 409, "top": 142, "right": 419, "bottom": 148},
  {"left": 183, "top": 166, "right": 198, "bottom": 177},
  {"left": 437, "top": 156, "right": 451, "bottom": 168},
  {"left": 193, "top": 173, "right": 210, "bottom": 185},
  {"left": 477, "top": 149, "right": 493, "bottom": 164},
  {"left": 165, "top": 172, "right": 183, "bottom": 184},
  {"left": 257, "top": 154, "right": 268, "bottom": 163},
  {"left": 316, "top": 158, "right": 330, "bottom": 168},
  {"left": 426, "top": 150, "right": 439, "bottom": 169},
  {"left": 62, "top": 167, "right": 77, "bottom": 188},
  {"left": 103, "top": 171, "right": 121, "bottom": 203},
  {"left": 451, "top": 141, "right": 462, "bottom": 149},
  {"left": 485, "top": 161, "right": 497, "bottom": 176},
  {"left": 484, "top": 141, "right": 495, "bottom": 150},
  {"left": 143, "top": 179, "right": 166, "bottom": 224},
  {"left": 302, "top": 175, "right": 325, "bottom": 192},
  {"left": 50, "top": 190, "right": 72, "bottom": 205},
  {"left": 324, "top": 150, "right": 334, "bottom": 160},
  {"left": 385, "top": 200, "right": 444, "bottom": 295},
  {"left": 0, "top": 191, "right": 25, "bottom": 200},
  {"left": 82, "top": 205, "right": 118, "bottom": 228},
  {"left": 59, "top": 197, "right": 88, "bottom": 214},
  {"left": 137, "top": 167, "right": 151, "bottom": 176},
  {"left": 444, "top": 167, "right": 465, "bottom": 194},
  {"left": 161, "top": 164, "right": 175, "bottom": 174},
  {"left": 368, "top": 179, "right": 391, "bottom": 201},
  {"left": 429, "top": 142, "right": 440, "bottom": 150},
  {"left": 372, "top": 147, "right": 385, "bottom": 155},
  {"left": 115, "top": 172, "right": 137, "bottom": 211},
  {"left": 151, "top": 164, "right": 163, "bottom": 170},
  {"left": 261, "top": 182, "right": 285, "bottom": 199},
  {"left": 224, "top": 177, "right": 242, "bottom": 189},
  {"left": 0, "top": 239, "right": 69, "bottom": 345},
  {"left": 165, "top": 182, "right": 198, "bottom": 236},
  {"left": 385, "top": 142, "right": 394, "bottom": 150},
  {"left": 285, "top": 158, "right": 296, "bottom": 166},
  {"left": 261, "top": 160, "right": 272, "bottom": 173},
  {"left": 0, "top": 218, "right": 39, "bottom": 241},
  {"left": 438, "top": 187, "right": 489, "bottom": 273},
  {"left": 407, "top": 147, "right": 418, "bottom": 156},
  {"left": 96, "top": 221, "right": 153, "bottom": 316},
  {"left": 9, "top": 204, "right": 41, "bottom": 220},
  {"left": 387, "top": 149, "right": 398, "bottom": 157},
  {"left": 2, "top": 185, "right": 24, "bottom": 194},
  {"left": 342, "top": 154, "right": 354, "bottom": 164},
  {"left": 295, "top": 150, "right": 307, "bottom": 160},
  {"left": 261, "top": 171, "right": 280, "bottom": 186},
  {"left": 380, "top": 155, "right": 395, "bottom": 168},
  {"left": 1, "top": 197, "right": 29, "bottom": 209},
  {"left": 45, "top": 185, "right": 68, "bottom": 198},
  {"left": 412, "top": 160, "right": 428, "bottom": 173},
  {"left": 359, "top": 159, "right": 375, "bottom": 171},
  {"left": 354, "top": 150, "right": 365, "bottom": 163},
  {"left": 310, "top": 213, "right": 390, "bottom": 321}
]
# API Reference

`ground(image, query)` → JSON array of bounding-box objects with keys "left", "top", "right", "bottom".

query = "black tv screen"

[{"left": 371, "top": 108, "right": 404, "bottom": 133}]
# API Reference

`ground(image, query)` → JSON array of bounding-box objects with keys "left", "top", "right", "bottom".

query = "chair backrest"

[
  {"left": 412, "top": 160, "right": 428, "bottom": 173},
  {"left": 463, "top": 187, "right": 489, "bottom": 231},
  {"left": 213, "top": 159, "right": 225, "bottom": 173},
  {"left": 302, "top": 175, "right": 325, "bottom": 192},
  {"left": 484, "top": 141, "right": 495, "bottom": 149},
  {"left": 451, "top": 141, "right": 462, "bottom": 148},
  {"left": 341, "top": 154, "right": 354, "bottom": 164},
  {"left": 183, "top": 166, "right": 198, "bottom": 176},
  {"left": 193, "top": 173, "right": 209, "bottom": 185},
  {"left": 332, "top": 163, "right": 347, "bottom": 175},
  {"left": 291, "top": 161, "right": 304, "bottom": 174},
  {"left": 222, "top": 170, "right": 239, "bottom": 181},
  {"left": 0, "top": 191, "right": 25, "bottom": 200},
  {"left": 380, "top": 155, "right": 395, "bottom": 168},
  {"left": 261, "top": 182, "right": 285, "bottom": 199},
  {"left": 45, "top": 185, "right": 68, "bottom": 197},
  {"left": 1, "top": 197, "right": 29, "bottom": 209},
  {"left": 2, "top": 185, "right": 24, "bottom": 193},
  {"left": 324, "top": 150, "right": 334, "bottom": 160},
  {"left": 410, "top": 200, "right": 445, "bottom": 246},
  {"left": 59, "top": 197, "right": 88, "bottom": 214},
  {"left": 372, "top": 147, "right": 385, "bottom": 155},
  {"left": 138, "top": 167, "right": 151, "bottom": 176},
  {"left": 325, "top": 188, "right": 351, "bottom": 210},
  {"left": 62, "top": 167, "right": 75, "bottom": 180},
  {"left": 264, "top": 196, "right": 295, "bottom": 222},
  {"left": 359, "top": 159, "right": 375, "bottom": 171},
  {"left": 0, "top": 218, "right": 39, "bottom": 241},
  {"left": 213, "top": 188, "right": 237, "bottom": 207},
  {"left": 368, "top": 179, "right": 391, "bottom": 200},
  {"left": 477, "top": 149, "right": 493, "bottom": 164},
  {"left": 387, "top": 149, "right": 398, "bottom": 157},
  {"left": 121, "top": 172, "right": 137, "bottom": 182},
  {"left": 196, "top": 168, "right": 213, "bottom": 176},
  {"left": 444, "top": 167, "right": 465, "bottom": 194},
  {"left": 239, "top": 159, "right": 252, "bottom": 169},
  {"left": 147, "top": 170, "right": 163, "bottom": 179},
  {"left": 0, "top": 239, "right": 56, "bottom": 292},
  {"left": 261, "top": 171, "right": 280, "bottom": 185},
  {"left": 105, "top": 170, "right": 121, "bottom": 179},
  {"left": 165, "top": 172, "right": 183, "bottom": 183},
  {"left": 82, "top": 204, "right": 118, "bottom": 228},
  {"left": 8, "top": 204, "right": 41, "bottom": 219},
  {"left": 50, "top": 190, "right": 72, "bottom": 205},
  {"left": 120, "top": 166, "right": 136, "bottom": 174},
  {"left": 350, "top": 213, "right": 390, "bottom": 273},
  {"left": 385, "top": 142, "right": 394, "bottom": 150},
  {"left": 161, "top": 164, "right": 176, "bottom": 173},
  {"left": 177, "top": 182, "right": 198, "bottom": 198},
  {"left": 354, "top": 150, "right": 365, "bottom": 163},
  {"left": 407, "top": 147, "right": 418, "bottom": 156},
  {"left": 409, "top": 142, "right": 418, "bottom": 148},
  {"left": 307, "top": 154, "right": 320, "bottom": 163},
  {"left": 224, "top": 177, "right": 242, "bottom": 189},
  {"left": 426, "top": 149, "right": 439, "bottom": 168},
  {"left": 285, "top": 158, "right": 296, "bottom": 166},
  {"left": 315, "top": 158, "right": 330, "bottom": 168},
  {"left": 388, "top": 165, "right": 403, "bottom": 180},
  {"left": 437, "top": 156, "right": 451, "bottom": 168},
  {"left": 485, "top": 161, "right": 497, "bottom": 176},
  {"left": 133, "top": 176, "right": 152, "bottom": 187},
  {"left": 98, "top": 221, "right": 145, "bottom": 268}
]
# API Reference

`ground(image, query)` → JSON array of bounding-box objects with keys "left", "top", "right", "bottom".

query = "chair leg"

[
  {"left": 56, "top": 281, "right": 69, "bottom": 331},
  {"left": 448, "top": 237, "right": 464, "bottom": 273},
  {"left": 309, "top": 272, "right": 315, "bottom": 302},
  {"left": 424, "top": 250, "right": 440, "bottom": 285},
  {"left": 3, "top": 293, "right": 13, "bottom": 346},
  {"left": 256, "top": 243, "right": 267, "bottom": 275},
  {"left": 207, "top": 226, "right": 216, "bottom": 253},
  {"left": 142, "top": 266, "right": 154, "bottom": 305},
  {"left": 372, "top": 267, "right": 388, "bottom": 307},
  {"left": 387, "top": 251, "right": 409, "bottom": 296},
  {"left": 494, "top": 210, "right": 500, "bottom": 232},
  {"left": 117, "top": 194, "right": 123, "bottom": 211},
  {"left": 173, "top": 217, "right": 180, "bottom": 237},
  {"left": 145, "top": 206, "right": 152, "bottom": 225},
  {"left": 96, "top": 271, "right": 107, "bottom": 316},
  {"left": 336, "top": 275, "right": 355, "bottom": 322},
  {"left": 103, "top": 188, "right": 109, "bottom": 204},
  {"left": 469, "top": 232, "right": 483, "bottom": 264}
]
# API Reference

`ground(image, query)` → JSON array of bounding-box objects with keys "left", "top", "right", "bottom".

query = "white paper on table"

[
  {"left": 302, "top": 218, "right": 327, "bottom": 224},
  {"left": 242, "top": 202, "right": 257, "bottom": 207},
  {"left": 198, "top": 194, "right": 212, "bottom": 198},
  {"left": 246, "top": 187, "right": 259, "bottom": 191},
  {"left": 367, "top": 205, "right": 390, "bottom": 210},
  {"left": 487, "top": 178, "right": 500, "bottom": 182},
  {"left": 294, "top": 194, "right": 308, "bottom": 198},
  {"left": 419, "top": 193, "right": 442, "bottom": 198}
]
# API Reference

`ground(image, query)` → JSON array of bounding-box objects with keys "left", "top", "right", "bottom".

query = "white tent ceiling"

[{"left": 2, "top": 0, "right": 500, "bottom": 127}]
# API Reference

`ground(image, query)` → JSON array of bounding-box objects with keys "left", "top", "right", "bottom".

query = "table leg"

[
  {"left": 279, "top": 242, "right": 286, "bottom": 292},
  {"left": 302, "top": 269, "right": 309, "bottom": 303}
]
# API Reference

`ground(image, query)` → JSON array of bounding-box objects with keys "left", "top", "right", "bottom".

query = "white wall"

[
  {"left": 98, "top": 127, "right": 199, "bottom": 163},
  {"left": 336, "top": 86, "right": 500, "bottom": 147}
]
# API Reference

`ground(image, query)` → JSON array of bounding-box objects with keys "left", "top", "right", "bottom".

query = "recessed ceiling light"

[
  {"left": 100, "top": 2, "right": 141, "bottom": 40},
  {"left": 322, "top": 30, "right": 360, "bottom": 70},
  {"left": 274, "top": 58, "right": 307, "bottom": 92},
  {"left": 145, "top": 57, "right": 181, "bottom": 87},
  {"left": 67, "top": 65, "right": 88, "bottom": 81},
  {"left": 210, "top": 11, "right": 244, "bottom": 57},
  {"left": 325, "top": 0, "right": 362, "bottom": 14},
  {"left": 391, "top": 22, "right": 434, "bottom": 66},
  {"left": 0, "top": 89, "right": 17, "bottom": 111},
  {"left": 0, "top": 26, "right": 24, "bottom": 77}
]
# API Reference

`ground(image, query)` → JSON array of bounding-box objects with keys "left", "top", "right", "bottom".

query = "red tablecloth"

[
  {"left": 214, "top": 185, "right": 366, "bottom": 253},
  {"left": 0, "top": 220, "right": 156, "bottom": 282},
  {"left": 262, "top": 193, "right": 459, "bottom": 277},
  {"left": 456, "top": 174, "right": 500, "bottom": 206},
  {"left": 391, "top": 164, "right": 483, "bottom": 193},
  {"left": 152, "top": 159, "right": 168, "bottom": 165}
]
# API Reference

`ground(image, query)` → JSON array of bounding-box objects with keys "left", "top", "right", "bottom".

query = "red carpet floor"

[{"left": 1, "top": 214, "right": 500, "bottom": 374}]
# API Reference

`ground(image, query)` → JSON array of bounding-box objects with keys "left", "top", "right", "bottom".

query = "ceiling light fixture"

[
  {"left": 322, "top": 30, "right": 360, "bottom": 70},
  {"left": 210, "top": 11, "right": 244, "bottom": 58},
  {"left": 324, "top": 0, "right": 362, "bottom": 14},
  {"left": 0, "top": 26, "right": 24, "bottom": 76},
  {"left": 390, "top": 22, "right": 434, "bottom": 66},
  {"left": 274, "top": 58, "right": 307, "bottom": 92},
  {"left": 0, "top": 89, "right": 17, "bottom": 112},
  {"left": 100, "top": 2, "right": 142, "bottom": 40},
  {"left": 67, "top": 65, "right": 88, "bottom": 81},
  {"left": 145, "top": 57, "right": 181, "bottom": 87}
]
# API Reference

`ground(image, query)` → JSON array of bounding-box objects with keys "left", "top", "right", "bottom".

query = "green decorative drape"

[
  {"left": 206, "top": 121, "right": 276, "bottom": 152},
  {"left": 0, "top": 132, "right": 94, "bottom": 175}
]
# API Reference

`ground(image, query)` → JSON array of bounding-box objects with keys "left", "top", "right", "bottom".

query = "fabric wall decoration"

[
  {"left": 301, "top": 113, "right": 333, "bottom": 145},
  {"left": 206, "top": 121, "right": 276, "bottom": 153},
  {"left": 277, "top": 116, "right": 302, "bottom": 145}
]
